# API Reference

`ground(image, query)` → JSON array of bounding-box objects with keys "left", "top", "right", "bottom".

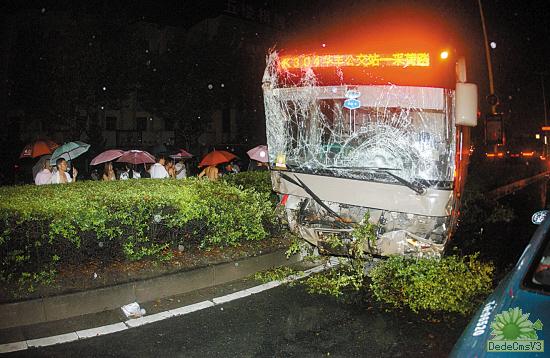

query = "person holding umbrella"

[
  {"left": 102, "top": 162, "right": 116, "bottom": 181},
  {"left": 175, "top": 159, "right": 187, "bottom": 179},
  {"left": 247, "top": 145, "right": 269, "bottom": 171},
  {"left": 120, "top": 164, "right": 141, "bottom": 180},
  {"left": 150, "top": 154, "right": 170, "bottom": 179},
  {"left": 198, "top": 165, "right": 219, "bottom": 181},
  {"left": 34, "top": 158, "right": 53, "bottom": 185},
  {"left": 50, "top": 158, "right": 77, "bottom": 184},
  {"left": 115, "top": 150, "right": 155, "bottom": 178},
  {"left": 197, "top": 150, "right": 236, "bottom": 181}
]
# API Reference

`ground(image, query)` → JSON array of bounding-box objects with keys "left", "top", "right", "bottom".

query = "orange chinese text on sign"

[{"left": 279, "top": 53, "right": 430, "bottom": 70}]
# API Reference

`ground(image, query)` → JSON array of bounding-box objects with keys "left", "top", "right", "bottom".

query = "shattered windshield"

[{"left": 263, "top": 56, "right": 456, "bottom": 189}]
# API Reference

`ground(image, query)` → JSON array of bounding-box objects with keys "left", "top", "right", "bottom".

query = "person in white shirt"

[
  {"left": 35, "top": 160, "right": 52, "bottom": 185},
  {"left": 149, "top": 155, "right": 169, "bottom": 179},
  {"left": 49, "top": 158, "right": 77, "bottom": 184},
  {"left": 120, "top": 164, "right": 141, "bottom": 180},
  {"left": 175, "top": 159, "right": 187, "bottom": 179}
]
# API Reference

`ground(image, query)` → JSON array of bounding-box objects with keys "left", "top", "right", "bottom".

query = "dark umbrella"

[{"left": 150, "top": 144, "right": 168, "bottom": 155}]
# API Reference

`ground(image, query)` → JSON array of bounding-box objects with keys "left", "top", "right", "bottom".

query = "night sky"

[{"left": 4, "top": 0, "right": 550, "bottom": 136}]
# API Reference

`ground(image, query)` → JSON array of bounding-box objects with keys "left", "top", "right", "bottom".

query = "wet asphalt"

[
  {"left": 3, "top": 282, "right": 467, "bottom": 358},
  {"left": 4, "top": 160, "right": 544, "bottom": 358}
]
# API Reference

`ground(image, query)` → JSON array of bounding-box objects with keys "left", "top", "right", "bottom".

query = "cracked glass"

[{"left": 263, "top": 52, "right": 456, "bottom": 190}]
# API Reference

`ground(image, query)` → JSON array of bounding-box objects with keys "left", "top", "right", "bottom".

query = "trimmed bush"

[
  {"left": 368, "top": 254, "right": 494, "bottom": 315},
  {"left": 222, "top": 171, "right": 278, "bottom": 205},
  {"left": 0, "top": 177, "right": 276, "bottom": 290}
]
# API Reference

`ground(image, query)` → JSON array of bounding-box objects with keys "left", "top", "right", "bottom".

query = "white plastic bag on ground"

[{"left": 121, "top": 302, "right": 146, "bottom": 319}]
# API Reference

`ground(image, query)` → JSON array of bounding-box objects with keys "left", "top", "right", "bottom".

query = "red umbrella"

[
  {"left": 20, "top": 139, "right": 59, "bottom": 159},
  {"left": 116, "top": 150, "right": 156, "bottom": 165},
  {"left": 199, "top": 150, "right": 237, "bottom": 167},
  {"left": 90, "top": 149, "right": 124, "bottom": 165}
]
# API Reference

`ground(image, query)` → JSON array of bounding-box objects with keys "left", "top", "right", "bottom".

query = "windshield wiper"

[
  {"left": 327, "top": 166, "right": 427, "bottom": 195},
  {"left": 279, "top": 172, "right": 352, "bottom": 228},
  {"left": 381, "top": 170, "right": 427, "bottom": 195}
]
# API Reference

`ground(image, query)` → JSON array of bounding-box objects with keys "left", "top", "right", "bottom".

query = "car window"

[{"left": 529, "top": 239, "right": 550, "bottom": 292}]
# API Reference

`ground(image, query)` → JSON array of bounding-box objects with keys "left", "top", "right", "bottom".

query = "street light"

[
  {"left": 477, "top": 0, "right": 497, "bottom": 115},
  {"left": 540, "top": 73, "right": 548, "bottom": 156}
]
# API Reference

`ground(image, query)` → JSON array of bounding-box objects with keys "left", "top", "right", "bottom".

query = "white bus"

[{"left": 262, "top": 29, "right": 478, "bottom": 258}]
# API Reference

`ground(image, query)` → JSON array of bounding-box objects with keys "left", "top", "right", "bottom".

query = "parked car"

[{"left": 450, "top": 210, "right": 550, "bottom": 357}]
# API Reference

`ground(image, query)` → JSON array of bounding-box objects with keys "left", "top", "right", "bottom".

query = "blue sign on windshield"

[{"left": 344, "top": 98, "right": 361, "bottom": 110}]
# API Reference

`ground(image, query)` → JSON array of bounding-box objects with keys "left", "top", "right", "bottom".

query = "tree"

[
  {"left": 8, "top": 11, "right": 147, "bottom": 146},
  {"left": 138, "top": 17, "right": 270, "bottom": 147}
]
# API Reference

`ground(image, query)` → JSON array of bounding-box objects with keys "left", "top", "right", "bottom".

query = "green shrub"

[
  {"left": 368, "top": 254, "right": 494, "bottom": 315},
  {"left": 304, "top": 258, "right": 366, "bottom": 297},
  {"left": 222, "top": 171, "right": 278, "bottom": 206},
  {"left": 303, "top": 214, "right": 377, "bottom": 297},
  {"left": 254, "top": 266, "right": 301, "bottom": 283},
  {"left": 0, "top": 178, "right": 277, "bottom": 290}
]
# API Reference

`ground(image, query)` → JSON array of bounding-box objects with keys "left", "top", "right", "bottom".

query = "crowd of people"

[{"left": 33, "top": 153, "right": 262, "bottom": 185}]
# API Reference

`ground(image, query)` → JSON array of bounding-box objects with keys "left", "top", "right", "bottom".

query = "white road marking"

[
  {"left": 0, "top": 341, "right": 28, "bottom": 354},
  {"left": 169, "top": 300, "right": 215, "bottom": 317},
  {"left": 27, "top": 332, "right": 79, "bottom": 347},
  {"left": 212, "top": 290, "right": 252, "bottom": 304},
  {"left": 76, "top": 322, "right": 128, "bottom": 339},
  {"left": 125, "top": 310, "right": 175, "bottom": 328},
  {"left": 0, "top": 263, "right": 327, "bottom": 353}
]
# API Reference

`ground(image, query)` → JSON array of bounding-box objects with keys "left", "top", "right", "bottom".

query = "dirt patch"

[{"left": 0, "top": 236, "right": 292, "bottom": 304}]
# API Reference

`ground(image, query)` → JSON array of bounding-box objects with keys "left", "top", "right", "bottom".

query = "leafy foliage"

[
  {"left": 368, "top": 254, "right": 494, "bottom": 315},
  {"left": 285, "top": 235, "right": 305, "bottom": 259},
  {"left": 0, "top": 178, "right": 276, "bottom": 290},
  {"left": 304, "top": 258, "right": 367, "bottom": 297},
  {"left": 222, "top": 171, "right": 277, "bottom": 205},
  {"left": 300, "top": 213, "right": 494, "bottom": 315},
  {"left": 254, "top": 266, "right": 302, "bottom": 284},
  {"left": 303, "top": 213, "right": 377, "bottom": 297}
]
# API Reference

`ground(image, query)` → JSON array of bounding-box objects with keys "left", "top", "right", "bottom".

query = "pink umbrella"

[
  {"left": 90, "top": 149, "right": 124, "bottom": 165},
  {"left": 169, "top": 149, "right": 193, "bottom": 159},
  {"left": 247, "top": 145, "right": 268, "bottom": 163},
  {"left": 116, "top": 150, "right": 156, "bottom": 165}
]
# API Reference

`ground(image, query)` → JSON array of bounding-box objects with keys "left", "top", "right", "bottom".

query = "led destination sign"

[{"left": 280, "top": 52, "right": 431, "bottom": 70}]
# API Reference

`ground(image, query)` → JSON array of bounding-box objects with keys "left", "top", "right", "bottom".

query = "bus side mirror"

[{"left": 455, "top": 82, "right": 478, "bottom": 127}]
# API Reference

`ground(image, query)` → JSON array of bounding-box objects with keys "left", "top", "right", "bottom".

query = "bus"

[{"left": 261, "top": 15, "right": 478, "bottom": 258}]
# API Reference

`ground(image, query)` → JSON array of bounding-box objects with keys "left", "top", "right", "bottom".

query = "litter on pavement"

[{"left": 121, "top": 302, "right": 146, "bottom": 319}]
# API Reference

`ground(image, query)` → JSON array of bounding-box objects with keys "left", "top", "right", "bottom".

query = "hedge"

[
  {"left": 0, "top": 173, "right": 276, "bottom": 290},
  {"left": 368, "top": 254, "right": 494, "bottom": 315},
  {"left": 222, "top": 170, "right": 277, "bottom": 205}
]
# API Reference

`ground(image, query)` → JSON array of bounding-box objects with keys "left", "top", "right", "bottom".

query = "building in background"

[{"left": 2, "top": 0, "right": 286, "bottom": 170}]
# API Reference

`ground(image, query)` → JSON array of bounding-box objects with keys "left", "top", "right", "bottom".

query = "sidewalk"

[{"left": 0, "top": 249, "right": 305, "bottom": 350}]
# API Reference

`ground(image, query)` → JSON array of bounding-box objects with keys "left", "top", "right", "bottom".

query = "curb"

[
  {"left": 0, "top": 250, "right": 300, "bottom": 330},
  {"left": 0, "top": 260, "right": 338, "bottom": 354}
]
